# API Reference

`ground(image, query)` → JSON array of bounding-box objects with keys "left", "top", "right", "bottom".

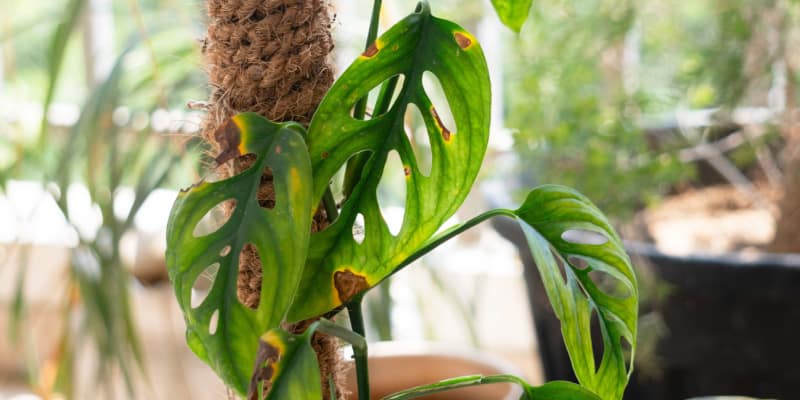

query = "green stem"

[
  {"left": 342, "top": 73, "right": 399, "bottom": 197},
  {"left": 300, "top": 0, "right": 383, "bottom": 220},
  {"left": 314, "top": 319, "right": 367, "bottom": 356},
  {"left": 342, "top": 0, "right": 388, "bottom": 199},
  {"left": 372, "top": 75, "right": 399, "bottom": 116},
  {"left": 346, "top": 297, "right": 370, "bottom": 400},
  {"left": 352, "top": 0, "right": 384, "bottom": 121},
  {"left": 328, "top": 375, "right": 337, "bottom": 400},
  {"left": 386, "top": 208, "right": 517, "bottom": 281},
  {"left": 307, "top": 320, "right": 370, "bottom": 399},
  {"left": 381, "top": 374, "right": 533, "bottom": 400},
  {"left": 322, "top": 186, "right": 339, "bottom": 221},
  {"left": 365, "top": 0, "right": 383, "bottom": 47}
]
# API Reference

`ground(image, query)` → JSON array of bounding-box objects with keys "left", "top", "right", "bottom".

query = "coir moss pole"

[{"left": 200, "top": 0, "right": 344, "bottom": 398}]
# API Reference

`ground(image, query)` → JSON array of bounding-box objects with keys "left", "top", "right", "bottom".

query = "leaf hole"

[
  {"left": 620, "top": 337, "right": 634, "bottom": 373},
  {"left": 561, "top": 229, "right": 608, "bottom": 245},
  {"left": 191, "top": 262, "right": 220, "bottom": 308},
  {"left": 349, "top": 74, "right": 405, "bottom": 120},
  {"left": 230, "top": 153, "right": 258, "bottom": 174},
  {"left": 209, "top": 309, "right": 219, "bottom": 335},
  {"left": 422, "top": 71, "right": 457, "bottom": 137},
  {"left": 590, "top": 311, "right": 603, "bottom": 372},
  {"left": 352, "top": 213, "right": 365, "bottom": 244},
  {"left": 404, "top": 103, "right": 432, "bottom": 177},
  {"left": 588, "top": 269, "right": 632, "bottom": 299},
  {"left": 373, "top": 74, "right": 405, "bottom": 118},
  {"left": 567, "top": 255, "right": 590, "bottom": 270},
  {"left": 193, "top": 199, "right": 236, "bottom": 237},
  {"left": 323, "top": 151, "right": 374, "bottom": 230},
  {"left": 237, "top": 244, "right": 263, "bottom": 309},
  {"left": 256, "top": 166, "right": 276, "bottom": 210},
  {"left": 620, "top": 337, "right": 632, "bottom": 354},
  {"left": 552, "top": 250, "right": 569, "bottom": 284},
  {"left": 376, "top": 150, "right": 407, "bottom": 236}
]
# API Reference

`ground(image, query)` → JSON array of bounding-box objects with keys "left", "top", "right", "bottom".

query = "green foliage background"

[{"left": 505, "top": 0, "right": 795, "bottom": 219}]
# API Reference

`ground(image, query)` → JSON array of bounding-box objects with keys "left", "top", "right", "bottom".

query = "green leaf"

[
  {"left": 250, "top": 328, "right": 322, "bottom": 400},
  {"left": 512, "top": 185, "right": 637, "bottom": 400},
  {"left": 489, "top": 0, "right": 534, "bottom": 32},
  {"left": 166, "top": 113, "right": 314, "bottom": 394},
  {"left": 288, "top": 2, "right": 491, "bottom": 322}
]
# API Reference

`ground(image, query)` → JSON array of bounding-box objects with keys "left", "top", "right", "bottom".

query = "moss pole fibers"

[{"left": 199, "top": 1, "right": 343, "bottom": 398}]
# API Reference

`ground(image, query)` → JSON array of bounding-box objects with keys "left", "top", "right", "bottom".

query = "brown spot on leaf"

[
  {"left": 441, "top": 128, "right": 452, "bottom": 142},
  {"left": 214, "top": 118, "right": 242, "bottom": 165},
  {"left": 454, "top": 32, "right": 472, "bottom": 49},
  {"left": 392, "top": 43, "right": 400, "bottom": 51},
  {"left": 258, "top": 365, "right": 274, "bottom": 382},
  {"left": 404, "top": 166, "right": 411, "bottom": 176},
  {"left": 362, "top": 42, "right": 379, "bottom": 58},
  {"left": 334, "top": 270, "right": 369, "bottom": 303},
  {"left": 248, "top": 339, "right": 281, "bottom": 400},
  {"left": 431, "top": 107, "right": 452, "bottom": 142},
  {"left": 321, "top": 151, "right": 330, "bottom": 159},
  {"left": 275, "top": 145, "right": 282, "bottom": 154}
]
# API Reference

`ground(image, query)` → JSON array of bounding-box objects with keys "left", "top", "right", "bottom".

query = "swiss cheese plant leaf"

[
  {"left": 489, "top": 0, "right": 534, "bottom": 32},
  {"left": 288, "top": 2, "right": 491, "bottom": 321},
  {"left": 249, "top": 328, "right": 322, "bottom": 400},
  {"left": 512, "top": 185, "right": 637, "bottom": 400},
  {"left": 166, "top": 113, "right": 313, "bottom": 394}
]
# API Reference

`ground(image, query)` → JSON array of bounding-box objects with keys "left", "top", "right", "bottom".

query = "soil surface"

[{"left": 641, "top": 185, "right": 779, "bottom": 254}]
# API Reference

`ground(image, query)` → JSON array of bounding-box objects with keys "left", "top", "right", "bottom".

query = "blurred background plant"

[
  {"left": 1, "top": 2, "right": 527, "bottom": 398},
  {"left": 502, "top": 2, "right": 800, "bottom": 395},
  {"left": 506, "top": 0, "right": 800, "bottom": 240},
  {"left": 1, "top": 0, "right": 205, "bottom": 397}
]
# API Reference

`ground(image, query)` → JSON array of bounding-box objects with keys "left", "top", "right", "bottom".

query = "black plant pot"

[{"left": 492, "top": 216, "right": 800, "bottom": 400}]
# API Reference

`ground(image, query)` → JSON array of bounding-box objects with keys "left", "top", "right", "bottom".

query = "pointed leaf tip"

[{"left": 490, "top": 0, "right": 534, "bottom": 32}]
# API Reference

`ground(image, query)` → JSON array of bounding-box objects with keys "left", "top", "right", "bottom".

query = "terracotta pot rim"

[
  {"left": 348, "top": 341, "right": 523, "bottom": 400},
  {"left": 367, "top": 341, "right": 524, "bottom": 375},
  {"left": 352, "top": 341, "right": 527, "bottom": 400}
]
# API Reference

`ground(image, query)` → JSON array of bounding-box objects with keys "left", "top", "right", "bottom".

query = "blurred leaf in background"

[
  {"left": 1, "top": 0, "right": 205, "bottom": 397},
  {"left": 507, "top": 0, "right": 686, "bottom": 220}
]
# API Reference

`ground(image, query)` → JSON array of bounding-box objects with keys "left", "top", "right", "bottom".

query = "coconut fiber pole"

[{"left": 200, "top": 0, "right": 344, "bottom": 397}]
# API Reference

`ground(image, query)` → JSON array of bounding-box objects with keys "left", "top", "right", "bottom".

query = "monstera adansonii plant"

[{"left": 166, "top": 2, "right": 637, "bottom": 400}]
